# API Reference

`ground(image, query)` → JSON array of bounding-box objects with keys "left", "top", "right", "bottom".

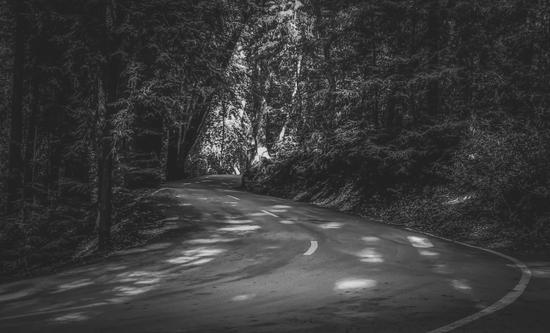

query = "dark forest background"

[{"left": 1, "top": 0, "right": 549, "bottom": 277}]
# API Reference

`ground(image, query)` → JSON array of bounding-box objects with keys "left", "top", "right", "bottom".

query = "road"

[{"left": 0, "top": 175, "right": 548, "bottom": 332}]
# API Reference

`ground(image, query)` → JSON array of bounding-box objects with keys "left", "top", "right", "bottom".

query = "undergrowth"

[{"left": 246, "top": 119, "right": 550, "bottom": 252}]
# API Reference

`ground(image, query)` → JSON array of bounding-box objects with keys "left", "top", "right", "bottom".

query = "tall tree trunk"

[
  {"left": 23, "top": 75, "right": 38, "bottom": 203},
  {"left": 166, "top": 127, "right": 180, "bottom": 180},
  {"left": 6, "top": 0, "right": 25, "bottom": 213},
  {"left": 278, "top": 53, "right": 302, "bottom": 144},
  {"left": 96, "top": 0, "right": 120, "bottom": 251}
]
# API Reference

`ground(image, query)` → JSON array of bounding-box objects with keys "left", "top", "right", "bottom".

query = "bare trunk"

[
  {"left": 96, "top": 0, "right": 120, "bottom": 251},
  {"left": 278, "top": 53, "right": 302, "bottom": 144}
]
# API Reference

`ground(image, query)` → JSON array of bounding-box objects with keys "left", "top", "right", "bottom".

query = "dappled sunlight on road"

[
  {"left": 361, "top": 236, "right": 380, "bottom": 243},
  {"left": 223, "top": 219, "right": 255, "bottom": 224},
  {"left": 356, "top": 248, "right": 384, "bottom": 263},
  {"left": 249, "top": 212, "right": 270, "bottom": 217},
  {"left": 451, "top": 279, "right": 472, "bottom": 292},
  {"left": 166, "top": 246, "right": 225, "bottom": 265},
  {"left": 113, "top": 285, "right": 155, "bottom": 296},
  {"left": 319, "top": 222, "right": 344, "bottom": 229},
  {"left": 218, "top": 225, "right": 261, "bottom": 233},
  {"left": 115, "top": 271, "right": 162, "bottom": 285},
  {"left": 52, "top": 311, "right": 89, "bottom": 323},
  {"left": 334, "top": 278, "right": 377, "bottom": 291},
  {"left": 279, "top": 220, "right": 295, "bottom": 225},
  {"left": 271, "top": 205, "right": 292, "bottom": 209},
  {"left": 407, "top": 236, "right": 434, "bottom": 248},
  {"left": 419, "top": 250, "right": 440, "bottom": 257},
  {"left": 185, "top": 236, "right": 237, "bottom": 244},
  {"left": 232, "top": 294, "right": 256, "bottom": 302},
  {"left": 53, "top": 279, "right": 94, "bottom": 293}
]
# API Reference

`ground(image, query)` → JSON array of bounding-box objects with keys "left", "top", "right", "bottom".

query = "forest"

[{"left": 1, "top": 0, "right": 549, "bottom": 278}]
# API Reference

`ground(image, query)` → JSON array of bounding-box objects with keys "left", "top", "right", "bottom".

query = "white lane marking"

[
  {"left": 304, "top": 240, "right": 318, "bottom": 256},
  {"left": 406, "top": 228, "right": 533, "bottom": 333},
  {"left": 261, "top": 210, "right": 279, "bottom": 218},
  {"left": 226, "top": 195, "right": 240, "bottom": 201}
]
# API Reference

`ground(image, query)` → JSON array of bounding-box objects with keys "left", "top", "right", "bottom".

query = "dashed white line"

[
  {"left": 406, "top": 228, "right": 533, "bottom": 333},
  {"left": 304, "top": 240, "right": 318, "bottom": 256},
  {"left": 261, "top": 210, "right": 279, "bottom": 218},
  {"left": 226, "top": 195, "right": 240, "bottom": 201}
]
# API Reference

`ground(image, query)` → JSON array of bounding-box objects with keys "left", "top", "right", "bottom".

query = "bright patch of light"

[
  {"left": 224, "top": 219, "right": 254, "bottom": 224},
  {"left": 166, "top": 256, "right": 195, "bottom": 264},
  {"left": 134, "top": 278, "right": 161, "bottom": 285},
  {"left": 53, "top": 312, "right": 89, "bottom": 323},
  {"left": 407, "top": 236, "right": 434, "bottom": 248},
  {"left": 357, "top": 248, "right": 384, "bottom": 263},
  {"left": 249, "top": 212, "right": 269, "bottom": 217},
  {"left": 182, "top": 247, "right": 225, "bottom": 257},
  {"left": 419, "top": 250, "right": 440, "bottom": 257},
  {"left": 269, "top": 209, "right": 287, "bottom": 213},
  {"left": 451, "top": 279, "right": 472, "bottom": 291},
  {"left": 232, "top": 294, "right": 256, "bottom": 301},
  {"left": 319, "top": 222, "right": 344, "bottom": 229},
  {"left": 186, "top": 237, "right": 236, "bottom": 244},
  {"left": 272, "top": 205, "right": 292, "bottom": 209},
  {"left": 280, "top": 220, "right": 295, "bottom": 225},
  {"left": 113, "top": 285, "right": 154, "bottom": 296},
  {"left": 54, "top": 279, "right": 94, "bottom": 293},
  {"left": 182, "top": 258, "right": 213, "bottom": 266},
  {"left": 335, "top": 278, "right": 377, "bottom": 291},
  {"left": 219, "top": 225, "right": 261, "bottom": 232},
  {"left": 361, "top": 236, "right": 380, "bottom": 243},
  {"left": 116, "top": 271, "right": 162, "bottom": 284}
]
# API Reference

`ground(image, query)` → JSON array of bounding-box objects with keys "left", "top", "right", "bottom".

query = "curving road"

[{"left": 0, "top": 175, "right": 545, "bottom": 332}]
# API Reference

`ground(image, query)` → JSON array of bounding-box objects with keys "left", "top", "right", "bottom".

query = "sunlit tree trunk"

[
  {"left": 172, "top": 10, "right": 251, "bottom": 179},
  {"left": 278, "top": 53, "right": 302, "bottom": 144}
]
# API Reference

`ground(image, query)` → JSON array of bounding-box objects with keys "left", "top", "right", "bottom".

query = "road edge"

[{"left": 404, "top": 227, "right": 533, "bottom": 333}]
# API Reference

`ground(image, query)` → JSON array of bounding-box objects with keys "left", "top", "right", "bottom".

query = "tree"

[{"left": 5, "top": 0, "right": 25, "bottom": 213}]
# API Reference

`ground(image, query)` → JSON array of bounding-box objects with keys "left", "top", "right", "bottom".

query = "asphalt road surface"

[{"left": 1, "top": 175, "right": 548, "bottom": 332}]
